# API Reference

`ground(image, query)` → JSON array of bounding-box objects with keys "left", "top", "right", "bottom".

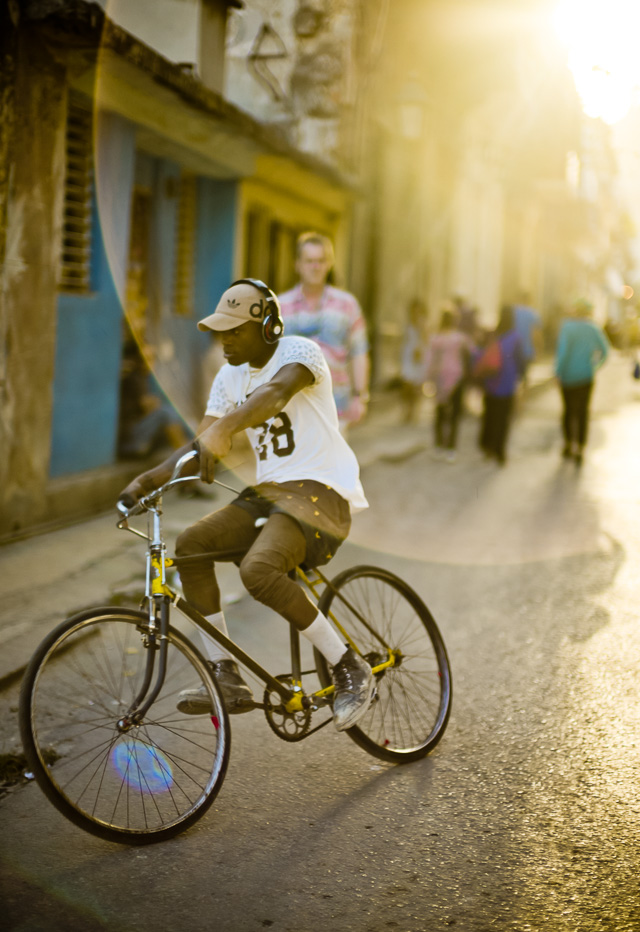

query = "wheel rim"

[
  {"left": 321, "top": 569, "right": 450, "bottom": 756},
  {"left": 25, "top": 614, "right": 227, "bottom": 837}
]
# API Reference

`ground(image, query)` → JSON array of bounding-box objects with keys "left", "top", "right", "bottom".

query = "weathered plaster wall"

[
  {"left": 0, "top": 3, "right": 19, "bottom": 481},
  {"left": 94, "top": 0, "right": 200, "bottom": 67},
  {"left": 1, "top": 22, "right": 67, "bottom": 536},
  {"left": 225, "top": 0, "right": 364, "bottom": 167}
]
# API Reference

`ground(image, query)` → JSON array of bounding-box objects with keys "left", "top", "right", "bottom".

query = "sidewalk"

[{"left": 0, "top": 358, "right": 555, "bottom": 691}]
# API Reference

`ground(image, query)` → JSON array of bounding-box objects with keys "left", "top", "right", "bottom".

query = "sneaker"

[
  {"left": 177, "top": 660, "right": 254, "bottom": 715},
  {"left": 331, "top": 647, "right": 375, "bottom": 732},
  {"left": 445, "top": 450, "right": 457, "bottom": 464}
]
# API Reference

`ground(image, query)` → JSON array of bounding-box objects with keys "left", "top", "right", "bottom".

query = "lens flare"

[
  {"left": 553, "top": 0, "right": 640, "bottom": 124},
  {"left": 110, "top": 739, "right": 174, "bottom": 793}
]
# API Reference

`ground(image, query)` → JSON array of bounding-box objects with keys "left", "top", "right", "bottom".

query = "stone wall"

[{"left": 0, "top": 15, "right": 68, "bottom": 537}]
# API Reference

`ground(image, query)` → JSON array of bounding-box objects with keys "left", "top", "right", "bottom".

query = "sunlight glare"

[{"left": 553, "top": 0, "right": 640, "bottom": 123}]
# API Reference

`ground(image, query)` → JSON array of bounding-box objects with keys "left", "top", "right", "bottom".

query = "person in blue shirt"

[{"left": 555, "top": 299, "right": 609, "bottom": 466}]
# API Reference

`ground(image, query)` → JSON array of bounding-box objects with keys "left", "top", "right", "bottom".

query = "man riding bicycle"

[{"left": 120, "top": 279, "right": 374, "bottom": 732}]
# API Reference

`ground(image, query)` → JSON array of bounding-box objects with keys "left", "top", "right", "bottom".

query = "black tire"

[
  {"left": 315, "top": 566, "right": 452, "bottom": 763},
  {"left": 19, "top": 607, "right": 230, "bottom": 844}
]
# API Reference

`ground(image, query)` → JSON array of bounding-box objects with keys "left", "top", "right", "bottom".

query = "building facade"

[
  {"left": 2, "top": 0, "right": 631, "bottom": 538},
  {"left": 1, "top": 0, "right": 365, "bottom": 539}
]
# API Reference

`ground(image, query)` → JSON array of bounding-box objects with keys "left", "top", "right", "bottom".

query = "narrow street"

[{"left": 1, "top": 354, "right": 639, "bottom": 931}]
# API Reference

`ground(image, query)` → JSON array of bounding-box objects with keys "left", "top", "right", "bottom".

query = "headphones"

[{"left": 230, "top": 278, "right": 284, "bottom": 344}]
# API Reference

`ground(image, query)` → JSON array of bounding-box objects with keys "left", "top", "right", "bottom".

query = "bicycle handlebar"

[
  {"left": 116, "top": 448, "right": 200, "bottom": 521},
  {"left": 116, "top": 449, "right": 244, "bottom": 530},
  {"left": 169, "top": 447, "right": 200, "bottom": 483}
]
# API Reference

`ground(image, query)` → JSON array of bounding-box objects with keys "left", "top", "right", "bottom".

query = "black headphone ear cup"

[
  {"left": 263, "top": 314, "right": 283, "bottom": 344},
  {"left": 262, "top": 299, "right": 284, "bottom": 343},
  {"left": 263, "top": 314, "right": 273, "bottom": 343}
]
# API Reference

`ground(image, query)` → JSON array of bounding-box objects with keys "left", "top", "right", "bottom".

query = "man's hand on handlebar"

[{"left": 118, "top": 474, "right": 157, "bottom": 510}]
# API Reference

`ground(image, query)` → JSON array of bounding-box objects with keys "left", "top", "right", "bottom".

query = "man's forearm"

[
  {"left": 213, "top": 382, "right": 293, "bottom": 438},
  {"left": 196, "top": 364, "right": 313, "bottom": 472}
]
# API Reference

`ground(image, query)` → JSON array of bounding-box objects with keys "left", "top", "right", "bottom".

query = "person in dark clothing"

[
  {"left": 555, "top": 298, "right": 609, "bottom": 466},
  {"left": 477, "top": 305, "right": 524, "bottom": 465}
]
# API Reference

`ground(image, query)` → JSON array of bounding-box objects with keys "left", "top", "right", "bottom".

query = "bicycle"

[{"left": 19, "top": 450, "right": 452, "bottom": 845}]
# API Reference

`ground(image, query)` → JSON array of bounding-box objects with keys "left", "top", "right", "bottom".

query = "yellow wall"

[{"left": 237, "top": 154, "right": 354, "bottom": 291}]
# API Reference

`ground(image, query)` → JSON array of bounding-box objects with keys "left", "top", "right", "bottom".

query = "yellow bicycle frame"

[{"left": 147, "top": 552, "right": 396, "bottom": 716}]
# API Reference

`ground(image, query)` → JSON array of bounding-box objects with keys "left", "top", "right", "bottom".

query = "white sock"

[
  {"left": 199, "top": 611, "right": 232, "bottom": 663},
  {"left": 301, "top": 611, "right": 346, "bottom": 667}
]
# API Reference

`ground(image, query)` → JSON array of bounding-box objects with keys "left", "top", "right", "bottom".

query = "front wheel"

[
  {"left": 315, "top": 566, "right": 452, "bottom": 763},
  {"left": 19, "top": 607, "right": 230, "bottom": 844}
]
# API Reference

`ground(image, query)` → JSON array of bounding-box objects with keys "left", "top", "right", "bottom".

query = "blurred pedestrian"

[
  {"left": 477, "top": 305, "right": 524, "bottom": 465},
  {"left": 452, "top": 294, "right": 479, "bottom": 340},
  {"left": 400, "top": 298, "right": 429, "bottom": 423},
  {"left": 279, "top": 232, "right": 370, "bottom": 434},
  {"left": 513, "top": 291, "right": 543, "bottom": 380},
  {"left": 426, "top": 308, "right": 474, "bottom": 463},
  {"left": 555, "top": 298, "right": 609, "bottom": 466}
]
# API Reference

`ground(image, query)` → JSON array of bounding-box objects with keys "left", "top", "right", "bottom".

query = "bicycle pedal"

[{"left": 231, "top": 699, "right": 263, "bottom": 714}]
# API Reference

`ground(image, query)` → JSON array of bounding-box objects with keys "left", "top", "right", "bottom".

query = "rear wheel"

[
  {"left": 315, "top": 566, "right": 452, "bottom": 763},
  {"left": 19, "top": 607, "right": 230, "bottom": 844}
]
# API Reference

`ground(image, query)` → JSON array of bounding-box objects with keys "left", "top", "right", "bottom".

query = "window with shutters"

[
  {"left": 173, "top": 173, "right": 197, "bottom": 316},
  {"left": 59, "top": 93, "right": 93, "bottom": 294}
]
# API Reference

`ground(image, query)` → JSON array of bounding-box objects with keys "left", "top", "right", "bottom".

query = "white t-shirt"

[{"left": 205, "top": 336, "right": 369, "bottom": 513}]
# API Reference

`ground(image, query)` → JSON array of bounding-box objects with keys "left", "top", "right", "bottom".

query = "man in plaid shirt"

[{"left": 279, "top": 232, "right": 370, "bottom": 434}]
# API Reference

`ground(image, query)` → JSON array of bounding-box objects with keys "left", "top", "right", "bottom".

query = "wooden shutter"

[
  {"left": 59, "top": 93, "right": 93, "bottom": 294},
  {"left": 173, "top": 173, "right": 197, "bottom": 316}
]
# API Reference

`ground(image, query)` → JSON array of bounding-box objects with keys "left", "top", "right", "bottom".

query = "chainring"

[{"left": 263, "top": 674, "right": 312, "bottom": 742}]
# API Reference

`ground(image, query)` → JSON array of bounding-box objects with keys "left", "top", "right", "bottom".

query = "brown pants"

[{"left": 175, "top": 505, "right": 318, "bottom": 630}]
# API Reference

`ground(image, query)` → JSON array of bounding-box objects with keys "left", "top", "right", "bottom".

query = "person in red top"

[
  {"left": 278, "top": 232, "right": 370, "bottom": 434},
  {"left": 425, "top": 309, "right": 474, "bottom": 462}
]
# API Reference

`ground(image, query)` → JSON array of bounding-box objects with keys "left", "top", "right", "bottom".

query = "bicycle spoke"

[{"left": 144, "top": 719, "right": 220, "bottom": 760}]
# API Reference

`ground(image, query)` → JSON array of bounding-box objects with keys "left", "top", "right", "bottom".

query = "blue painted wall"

[
  {"left": 49, "top": 113, "right": 136, "bottom": 478},
  {"left": 194, "top": 177, "right": 238, "bottom": 319},
  {"left": 192, "top": 177, "right": 238, "bottom": 399},
  {"left": 49, "top": 151, "right": 238, "bottom": 475},
  {"left": 49, "top": 197, "right": 126, "bottom": 477}
]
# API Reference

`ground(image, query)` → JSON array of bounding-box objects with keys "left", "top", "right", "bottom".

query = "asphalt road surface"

[{"left": 1, "top": 355, "right": 639, "bottom": 931}]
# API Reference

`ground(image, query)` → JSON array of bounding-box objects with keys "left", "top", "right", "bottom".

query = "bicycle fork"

[{"left": 117, "top": 539, "right": 172, "bottom": 732}]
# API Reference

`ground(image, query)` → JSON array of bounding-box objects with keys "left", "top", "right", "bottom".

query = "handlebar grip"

[{"left": 116, "top": 495, "right": 146, "bottom": 519}]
